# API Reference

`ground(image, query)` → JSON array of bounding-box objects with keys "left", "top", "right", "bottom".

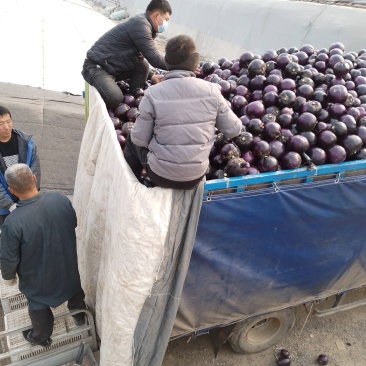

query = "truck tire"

[{"left": 228, "top": 308, "right": 296, "bottom": 354}]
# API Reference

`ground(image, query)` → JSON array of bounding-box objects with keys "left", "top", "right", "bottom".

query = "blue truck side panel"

[{"left": 173, "top": 167, "right": 366, "bottom": 337}]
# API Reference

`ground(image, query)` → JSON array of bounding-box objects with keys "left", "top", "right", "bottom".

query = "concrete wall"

[{"left": 99, "top": 0, "right": 366, "bottom": 62}]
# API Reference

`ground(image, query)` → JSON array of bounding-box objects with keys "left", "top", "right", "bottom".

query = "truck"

[{"left": 73, "top": 85, "right": 366, "bottom": 366}]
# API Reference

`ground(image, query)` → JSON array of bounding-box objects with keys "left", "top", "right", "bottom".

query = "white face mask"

[{"left": 156, "top": 14, "right": 168, "bottom": 33}]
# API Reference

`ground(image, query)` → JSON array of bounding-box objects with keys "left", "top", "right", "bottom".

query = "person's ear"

[
  {"left": 8, "top": 186, "right": 15, "bottom": 195},
  {"left": 33, "top": 175, "right": 37, "bottom": 184}
]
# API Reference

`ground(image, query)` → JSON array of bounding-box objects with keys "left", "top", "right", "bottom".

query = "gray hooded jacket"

[
  {"left": 131, "top": 70, "right": 242, "bottom": 182},
  {"left": 86, "top": 13, "right": 166, "bottom": 76}
]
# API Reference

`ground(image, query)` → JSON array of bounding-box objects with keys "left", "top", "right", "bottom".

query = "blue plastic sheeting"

[{"left": 172, "top": 174, "right": 366, "bottom": 337}]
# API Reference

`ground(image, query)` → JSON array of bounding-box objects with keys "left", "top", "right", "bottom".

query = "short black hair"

[
  {"left": 165, "top": 35, "right": 196, "bottom": 65},
  {"left": 146, "top": 0, "right": 172, "bottom": 15},
  {"left": 0, "top": 106, "right": 11, "bottom": 118}
]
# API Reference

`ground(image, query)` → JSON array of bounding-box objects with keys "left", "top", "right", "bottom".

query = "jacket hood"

[
  {"left": 163, "top": 70, "right": 196, "bottom": 80},
  {"left": 13, "top": 128, "right": 31, "bottom": 141},
  {"left": 164, "top": 52, "right": 200, "bottom": 72}
]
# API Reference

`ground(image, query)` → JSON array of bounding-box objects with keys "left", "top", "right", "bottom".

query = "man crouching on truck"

[
  {"left": 82, "top": 0, "right": 172, "bottom": 109},
  {"left": 124, "top": 35, "right": 242, "bottom": 189},
  {"left": 0, "top": 164, "right": 86, "bottom": 347}
]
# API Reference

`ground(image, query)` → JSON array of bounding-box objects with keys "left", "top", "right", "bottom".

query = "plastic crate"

[
  {"left": 4, "top": 304, "right": 93, "bottom": 364},
  {"left": 0, "top": 277, "right": 21, "bottom": 299},
  {"left": 5, "top": 304, "right": 82, "bottom": 349},
  {"left": 1, "top": 293, "right": 27, "bottom": 315},
  {"left": 13, "top": 334, "right": 87, "bottom": 364}
]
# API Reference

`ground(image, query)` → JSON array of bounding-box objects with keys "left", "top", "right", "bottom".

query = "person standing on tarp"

[
  {"left": 0, "top": 106, "right": 40, "bottom": 227},
  {"left": 0, "top": 164, "right": 87, "bottom": 347},
  {"left": 124, "top": 35, "right": 242, "bottom": 189},
  {"left": 82, "top": 0, "right": 172, "bottom": 109}
]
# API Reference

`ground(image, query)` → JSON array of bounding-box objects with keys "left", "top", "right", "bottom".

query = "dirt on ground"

[{"left": 162, "top": 287, "right": 366, "bottom": 366}]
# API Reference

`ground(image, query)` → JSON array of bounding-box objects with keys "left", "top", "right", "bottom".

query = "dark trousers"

[
  {"left": 27, "top": 289, "right": 86, "bottom": 342},
  {"left": 0, "top": 215, "right": 8, "bottom": 263},
  {"left": 123, "top": 136, "right": 203, "bottom": 190},
  {"left": 82, "top": 58, "right": 149, "bottom": 110},
  {"left": 123, "top": 134, "right": 149, "bottom": 179}
]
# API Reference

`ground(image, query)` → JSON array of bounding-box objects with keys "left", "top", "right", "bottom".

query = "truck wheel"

[{"left": 228, "top": 308, "right": 296, "bottom": 354}]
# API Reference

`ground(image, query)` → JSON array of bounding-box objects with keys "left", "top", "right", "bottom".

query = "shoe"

[
  {"left": 23, "top": 330, "right": 52, "bottom": 347},
  {"left": 72, "top": 314, "right": 86, "bottom": 326}
]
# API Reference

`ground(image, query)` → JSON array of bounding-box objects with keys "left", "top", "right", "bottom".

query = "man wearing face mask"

[{"left": 82, "top": 0, "right": 171, "bottom": 109}]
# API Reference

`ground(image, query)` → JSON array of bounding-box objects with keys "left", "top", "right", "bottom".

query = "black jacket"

[
  {"left": 1, "top": 192, "right": 82, "bottom": 308},
  {"left": 86, "top": 13, "right": 166, "bottom": 76}
]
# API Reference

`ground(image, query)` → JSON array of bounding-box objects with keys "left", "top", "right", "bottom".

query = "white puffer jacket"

[{"left": 131, "top": 70, "right": 242, "bottom": 181}]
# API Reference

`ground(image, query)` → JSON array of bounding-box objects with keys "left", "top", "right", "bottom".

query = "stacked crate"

[{"left": 0, "top": 274, "right": 98, "bottom": 365}]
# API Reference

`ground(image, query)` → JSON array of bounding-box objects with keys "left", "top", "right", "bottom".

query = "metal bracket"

[
  {"left": 87, "top": 347, "right": 99, "bottom": 366},
  {"left": 206, "top": 191, "right": 213, "bottom": 202},
  {"left": 314, "top": 298, "right": 366, "bottom": 317}
]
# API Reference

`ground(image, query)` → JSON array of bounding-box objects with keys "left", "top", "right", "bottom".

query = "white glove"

[
  {"left": 4, "top": 278, "right": 17, "bottom": 286},
  {"left": 9, "top": 204, "right": 17, "bottom": 212}
]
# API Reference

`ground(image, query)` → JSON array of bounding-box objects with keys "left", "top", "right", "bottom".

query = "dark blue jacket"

[{"left": 0, "top": 129, "right": 40, "bottom": 215}]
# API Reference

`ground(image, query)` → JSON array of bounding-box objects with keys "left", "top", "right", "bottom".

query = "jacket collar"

[
  {"left": 144, "top": 12, "right": 157, "bottom": 39},
  {"left": 17, "top": 192, "right": 43, "bottom": 207},
  {"left": 164, "top": 70, "right": 197, "bottom": 80}
]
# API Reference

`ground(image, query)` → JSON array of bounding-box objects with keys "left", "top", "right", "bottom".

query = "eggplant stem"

[{"left": 302, "top": 152, "right": 316, "bottom": 170}]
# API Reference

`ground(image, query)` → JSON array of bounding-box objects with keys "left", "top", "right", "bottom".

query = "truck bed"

[{"left": 172, "top": 160, "right": 366, "bottom": 337}]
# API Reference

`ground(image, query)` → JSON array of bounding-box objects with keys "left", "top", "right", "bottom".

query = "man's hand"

[
  {"left": 150, "top": 74, "right": 164, "bottom": 84},
  {"left": 4, "top": 278, "right": 17, "bottom": 286},
  {"left": 9, "top": 204, "right": 17, "bottom": 212}
]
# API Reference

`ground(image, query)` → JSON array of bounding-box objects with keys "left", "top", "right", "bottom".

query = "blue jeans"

[{"left": 82, "top": 58, "right": 149, "bottom": 109}]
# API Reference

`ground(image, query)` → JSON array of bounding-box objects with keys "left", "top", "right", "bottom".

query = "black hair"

[
  {"left": 165, "top": 35, "right": 196, "bottom": 65},
  {"left": 146, "top": 0, "right": 172, "bottom": 15},
  {"left": 0, "top": 106, "right": 11, "bottom": 118}
]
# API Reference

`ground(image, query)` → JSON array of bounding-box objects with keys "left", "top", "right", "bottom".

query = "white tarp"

[
  {"left": 73, "top": 86, "right": 173, "bottom": 365},
  {"left": 98, "top": 0, "right": 366, "bottom": 62},
  {"left": 73, "top": 86, "right": 204, "bottom": 366}
]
